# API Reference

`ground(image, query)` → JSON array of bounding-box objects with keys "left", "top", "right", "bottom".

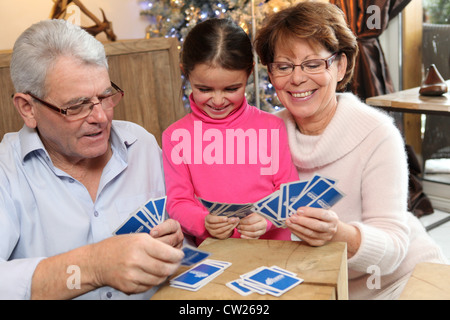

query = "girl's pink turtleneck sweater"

[{"left": 162, "top": 95, "right": 299, "bottom": 244}]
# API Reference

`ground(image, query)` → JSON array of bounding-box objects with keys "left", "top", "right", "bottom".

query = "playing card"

[
  {"left": 269, "top": 265, "right": 298, "bottom": 277},
  {"left": 134, "top": 208, "right": 158, "bottom": 229},
  {"left": 253, "top": 191, "right": 279, "bottom": 211},
  {"left": 200, "top": 198, "right": 254, "bottom": 218},
  {"left": 285, "top": 180, "right": 307, "bottom": 206},
  {"left": 221, "top": 203, "right": 254, "bottom": 218},
  {"left": 199, "top": 198, "right": 217, "bottom": 211},
  {"left": 240, "top": 266, "right": 303, "bottom": 296},
  {"left": 170, "top": 260, "right": 230, "bottom": 291},
  {"left": 289, "top": 177, "right": 335, "bottom": 214},
  {"left": 152, "top": 196, "right": 167, "bottom": 222},
  {"left": 308, "top": 186, "right": 345, "bottom": 209},
  {"left": 114, "top": 215, "right": 151, "bottom": 235},
  {"left": 264, "top": 193, "right": 281, "bottom": 218},
  {"left": 143, "top": 198, "right": 164, "bottom": 224},
  {"left": 257, "top": 205, "right": 286, "bottom": 228},
  {"left": 113, "top": 196, "right": 167, "bottom": 235},
  {"left": 278, "top": 184, "right": 289, "bottom": 220},
  {"left": 181, "top": 245, "right": 211, "bottom": 266},
  {"left": 203, "top": 259, "right": 232, "bottom": 269},
  {"left": 226, "top": 280, "right": 253, "bottom": 296}
]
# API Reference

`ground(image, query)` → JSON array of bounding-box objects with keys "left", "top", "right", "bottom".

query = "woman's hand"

[
  {"left": 285, "top": 207, "right": 339, "bottom": 246},
  {"left": 286, "top": 207, "right": 361, "bottom": 257},
  {"left": 205, "top": 214, "right": 240, "bottom": 239}
]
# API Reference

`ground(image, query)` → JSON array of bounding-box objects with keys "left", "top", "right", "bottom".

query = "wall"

[
  {"left": 379, "top": 15, "right": 401, "bottom": 92},
  {"left": 0, "top": 0, "right": 150, "bottom": 50}
]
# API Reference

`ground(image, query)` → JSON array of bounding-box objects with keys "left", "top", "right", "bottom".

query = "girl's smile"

[{"left": 189, "top": 63, "right": 249, "bottom": 119}]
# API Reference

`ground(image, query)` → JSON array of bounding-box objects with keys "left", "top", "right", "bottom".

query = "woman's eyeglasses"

[{"left": 268, "top": 53, "right": 340, "bottom": 77}]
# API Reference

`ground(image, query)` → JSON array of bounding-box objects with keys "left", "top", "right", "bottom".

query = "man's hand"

[
  {"left": 31, "top": 229, "right": 184, "bottom": 299},
  {"left": 90, "top": 233, "right": 184, "bottom": 295}
]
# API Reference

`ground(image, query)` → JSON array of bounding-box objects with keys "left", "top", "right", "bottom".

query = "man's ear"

[{"left": 12, "top": 93, "right": 37, "bottom": 129}]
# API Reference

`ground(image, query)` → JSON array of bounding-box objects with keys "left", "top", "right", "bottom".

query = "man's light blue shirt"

[{"left": 0, "top": 121, "right": 166, "bottom": 299}]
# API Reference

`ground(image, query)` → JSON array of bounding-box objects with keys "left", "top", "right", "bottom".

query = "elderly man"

[{"left": 0, "top": 19, "right": 184, "bottom": 300}]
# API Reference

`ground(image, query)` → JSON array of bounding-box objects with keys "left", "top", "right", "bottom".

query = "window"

[{"left": 421, "top": 0, "right": 450, "bottom": 211}]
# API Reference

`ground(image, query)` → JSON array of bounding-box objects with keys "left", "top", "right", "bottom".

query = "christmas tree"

[{"left": 139, "top": 0, "right": 298, "bottom": 112}]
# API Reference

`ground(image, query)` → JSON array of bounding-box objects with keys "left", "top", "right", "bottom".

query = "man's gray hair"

[{"left": 10, "top": 19, "right": 108, "bottom": 98}]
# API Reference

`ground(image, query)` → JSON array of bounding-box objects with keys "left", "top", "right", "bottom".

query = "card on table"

[
  {"left": 227, "top": 266, "right": 303, "bottom": 297},
  {"left": 170, "top": 259, "right": 231, "bottom": 291},
  {"left": 239, "top": 266, "right": 304, "bottom": 297},
  {"left": 226, "top": 280, "right": 254, "bottom": 296}
]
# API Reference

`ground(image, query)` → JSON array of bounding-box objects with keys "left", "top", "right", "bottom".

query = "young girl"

[{"left": 162, "top": 18, "right": 298, "bottom": 245}]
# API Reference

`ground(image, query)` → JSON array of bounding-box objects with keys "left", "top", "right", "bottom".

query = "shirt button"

[
  {"left": 94, "top": 211, "right": 99, "bottom": 217},
  {"left": 68, "top": 178, "right": 75, "bottom": 183},
  {"left": 106, "top": 292, "right": 113, "bottom": 299}
]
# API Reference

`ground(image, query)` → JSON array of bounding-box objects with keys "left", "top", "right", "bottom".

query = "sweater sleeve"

[
  {"left": 347, "top": 123, "right": 410, "bottom": 275},
  {"left": 162, "top": 129, "right": 211, "bottom": 241}
]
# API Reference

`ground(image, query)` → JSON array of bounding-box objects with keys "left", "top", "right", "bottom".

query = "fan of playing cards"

[
  {"left": 113, "top": 196, "right": 167, "bottom": 235},
  {"left": 200, "top": 173, "right": 345, "bottom": 228},
  {"left": 113, "top": 196, "right": 217, "bottom": 267}
]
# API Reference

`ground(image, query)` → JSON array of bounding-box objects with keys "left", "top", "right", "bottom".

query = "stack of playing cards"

[
  {"left": 253, "top": 174, "right": 345, "bottom": 228},
  {"left": 227, "top": 266, "right": 303, "bottom": 297},
  {"left": 170, "top": 259, "right": 232, "bottom": 291},
  {"left": 113, "top": 196, "right": 167, "bottom": 235},
  {"left": 199, "top": 198, "right": 254, "bottom": 218}
]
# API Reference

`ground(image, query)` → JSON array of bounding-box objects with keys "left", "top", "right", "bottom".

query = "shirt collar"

[{"left": 19, "top": 125, "right": 48, "bottom": 163}]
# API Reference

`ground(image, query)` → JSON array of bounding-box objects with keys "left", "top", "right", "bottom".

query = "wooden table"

[
  {"left": 366, "top": 80, "right": 450, "bottom": 116},
  {"left": 399, "top": 262, "right": 450, "bottom": 300},
  {"left": 151, "top": 238, "right": 348, "bottom": 300}
]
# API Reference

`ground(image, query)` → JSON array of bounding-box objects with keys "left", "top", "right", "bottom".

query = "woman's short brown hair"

[{"left": 254, "top": 2, "right": 358, "bottom": 91}]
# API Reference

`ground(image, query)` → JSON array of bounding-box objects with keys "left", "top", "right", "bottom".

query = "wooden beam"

[{"left": 402, "top": 0, "right": 423, "bottom": 155}]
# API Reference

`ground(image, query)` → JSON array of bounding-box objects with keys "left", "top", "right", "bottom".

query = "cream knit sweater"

[{"left": 277, "top": 92, "right": 447, "bottom": 300}]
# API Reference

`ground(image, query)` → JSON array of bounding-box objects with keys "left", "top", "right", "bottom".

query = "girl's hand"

[
  {"left": 237, "top": 213, "right": 268, "bottom": 239},
  {"left": 205, "top": 214, "right": 239, "bottom": 239}
]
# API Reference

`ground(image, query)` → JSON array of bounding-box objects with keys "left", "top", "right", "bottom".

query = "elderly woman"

[{"left": 254, "top": 2, "right": 447, "bottom": 300}]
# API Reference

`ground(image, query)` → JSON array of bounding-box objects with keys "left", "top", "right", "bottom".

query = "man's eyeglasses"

[
  {"left": 268, "top": 53, "right": 340, "bottom": 77},
  {"left": 26, "top": 82, "right": 124, "bottom": 121}
]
